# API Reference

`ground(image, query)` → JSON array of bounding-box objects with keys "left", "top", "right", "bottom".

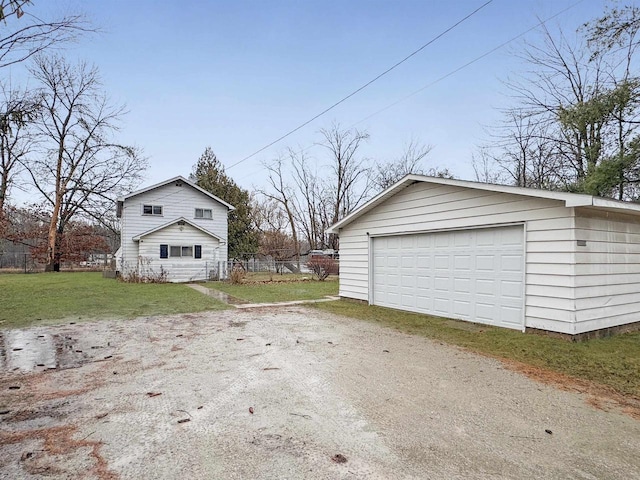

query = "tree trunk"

[{"left": 45, "top": 193, "right": 63, "bottom": 272}]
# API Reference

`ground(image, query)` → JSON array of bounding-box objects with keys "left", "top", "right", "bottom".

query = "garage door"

[{"left": 372, "top": 226, "right": 524, "bottom": 330}]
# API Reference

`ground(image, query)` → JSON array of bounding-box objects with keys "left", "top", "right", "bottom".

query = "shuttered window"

[{"left": 167, "top": 245, "right": 198, "bottom": 258}]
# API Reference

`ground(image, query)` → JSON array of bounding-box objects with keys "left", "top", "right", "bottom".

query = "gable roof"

[
  {"left": 120, "top": 176, "right": 235, "bottom": 211},
  {"left": 132, "top": 216, "right": 225, "bottom": 242},
  {"left": 327, "top": 174, "right": 640, "bottom": 234}
]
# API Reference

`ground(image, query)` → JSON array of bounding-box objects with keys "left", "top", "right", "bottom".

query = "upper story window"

[
  {"left": 195, "top": 208, "right": 212, "bottom": 219},
  {"left": 143, "top": 204, "right": 163, "bottom": 216}
]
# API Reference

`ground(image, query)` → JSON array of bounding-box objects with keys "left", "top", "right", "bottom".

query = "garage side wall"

[
  {"left": 337, "top": 182, "right": 578, "bottom": 333},
  {"left": 573, "top": 208, "right": 640, "bottom": 334}
]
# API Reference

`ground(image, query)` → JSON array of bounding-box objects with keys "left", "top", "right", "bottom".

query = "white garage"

[{"left": 327, "top": 175, "right": 640, "bottom": 337}]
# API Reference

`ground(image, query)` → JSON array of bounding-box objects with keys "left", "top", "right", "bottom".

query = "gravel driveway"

[{"left": 1, "top": 306, "right": 639, "bottom": 479}]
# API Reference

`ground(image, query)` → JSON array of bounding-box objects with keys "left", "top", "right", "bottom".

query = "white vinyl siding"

[
  {"left": 120, "top": 181, "right": 229, "bottom": 282},
  {"left": 572, "top": 208, "right": 640, "bottom": 334},
  {"left": 337, "top": 182, "right": 577, "bottom": 334},
  {"left": 138, "top": 223, "right": 220, "bottom": 282}
]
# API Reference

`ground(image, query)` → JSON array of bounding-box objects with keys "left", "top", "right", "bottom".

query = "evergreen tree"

[{"left": 191, "top": 147, "right": 258, "bottom": 259}]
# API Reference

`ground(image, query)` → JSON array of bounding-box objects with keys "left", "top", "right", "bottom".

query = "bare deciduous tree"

[
  {"left": 25, "top": 55, "right": 146, "bottom": 271},
  {"left": 0, "top": 1, "right": 92, "bottom": 69},
  {"left": 0, "top": 84, "right": 39, "bottom": 214},
  {"left": 260, "top": 155, "right": 301, "bottom": 269},
  {"left": 373, "top": 139, "right": 434, "bottom": 190},
  {"left": 482, "top": 7, "right": 640, "bottom": 199},
  {"left": 318, "top": 123, "right": 371, "bottom": 228}
]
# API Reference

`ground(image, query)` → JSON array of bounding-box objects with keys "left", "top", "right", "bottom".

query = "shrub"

[
  {"left": 306, "top": 257, "right": 339, "bottom": 281},
  {"left": 120, "top": 257, "right": 168, "bottom": 283},
  {"left": 229, "top": 265, "right": 245, "bottom": 284}
]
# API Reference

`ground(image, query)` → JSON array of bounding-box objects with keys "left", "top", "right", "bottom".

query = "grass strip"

[{"left": 0, "top": 272, "right": 229, "bottom": 329}]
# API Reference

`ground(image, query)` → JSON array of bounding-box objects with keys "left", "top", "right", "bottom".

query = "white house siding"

[
  {"left": 120, "top": 182, "right": 228, "bottom": 277},
  {"left": 336, "top": 182, "right": 579, "bottom": 334},
  {"left": 572, "top": 208, "right": 640, "bottom": 334},
  {"left": 138, "top": 223, "right": 220, "bottom": 283}
]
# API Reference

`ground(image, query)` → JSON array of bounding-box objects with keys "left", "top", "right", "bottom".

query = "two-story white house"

[{"left": 115, "top": 176, "right": 235, "bottom": 282}]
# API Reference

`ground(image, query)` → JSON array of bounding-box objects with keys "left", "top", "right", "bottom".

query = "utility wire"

[
  {"left": 351, "top": 0, "right": 585, "bottom": 127},
  {"left": 226, "top": 0, "right": 494, "bottom": 171},
  {"left": 233, "top": 0, "right": 584, "bottom": 185}
]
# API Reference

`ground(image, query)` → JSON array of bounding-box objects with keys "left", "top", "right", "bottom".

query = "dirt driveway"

[{"left": 1, "top": 307, "right": 639, "bottom": 479}]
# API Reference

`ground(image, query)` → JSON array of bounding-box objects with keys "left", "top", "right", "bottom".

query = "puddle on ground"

[
  {"left": 0, "top": 330, "right": 95, "bottom": 372},
  {"left": 205, "top": 288, "right": 247, "bottom": 305}
]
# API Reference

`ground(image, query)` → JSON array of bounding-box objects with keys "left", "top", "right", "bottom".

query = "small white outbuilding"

[{"left": 327, "top": 175, "right": 640, "bottom": 337}]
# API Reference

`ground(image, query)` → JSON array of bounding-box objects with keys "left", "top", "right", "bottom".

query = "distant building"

[{"left": 116, "top": 176, "right": 234, "bottom": 282}]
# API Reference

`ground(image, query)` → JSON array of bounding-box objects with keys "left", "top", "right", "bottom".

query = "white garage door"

[{"left": 372, "top": 226, "right": 524, "bottom": 330}]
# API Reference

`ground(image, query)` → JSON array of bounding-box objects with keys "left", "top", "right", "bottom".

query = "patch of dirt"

[
  {"left": 0, "top": 425, "right": 117, "bottom": 479},
  {"left": 500, "top": 358, "right": 640, "bottom": 420}
]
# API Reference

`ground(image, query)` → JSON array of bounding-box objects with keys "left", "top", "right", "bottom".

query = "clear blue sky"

[{"left": 10, "top": 0, "right": 609, "bottom": 195}]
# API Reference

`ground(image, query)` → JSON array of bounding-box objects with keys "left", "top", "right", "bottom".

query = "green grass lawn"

[
  {"left": 312, "top": 300, "right": 640, "bottom": 398},
  {"left": 0, "top": 272, "right": 228, "bottom": 329},
  {"left": 209, "top": 278, "right": 338, "bottom": 303}
]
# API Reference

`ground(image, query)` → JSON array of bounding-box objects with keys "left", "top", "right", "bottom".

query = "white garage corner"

[{"left": 329, "top": 175, "right": 640, "bottom": 337}]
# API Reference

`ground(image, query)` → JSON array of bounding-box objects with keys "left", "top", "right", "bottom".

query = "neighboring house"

[
  {"left": 115, "top": 176, "right": 234, "bottom": 282},
  {"left": 328, "top": 174, "right": 640, "bottom": 338}
]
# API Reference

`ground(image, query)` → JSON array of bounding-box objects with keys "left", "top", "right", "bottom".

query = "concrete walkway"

[{"left": 187, "top": 283, "right": 339, "bottom": 309}]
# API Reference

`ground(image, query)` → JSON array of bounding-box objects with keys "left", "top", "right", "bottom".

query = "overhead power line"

[
  {"left": 226, "top": 0, "right": 494, "bottom": 170},
  {"left": 351, "top": 0, "right": 585, "bottom": 128},
  {"left": 233, "top": 0, "right": 585, "bottom": 185}
]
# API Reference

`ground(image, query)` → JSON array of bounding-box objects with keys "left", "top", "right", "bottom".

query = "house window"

[
  {"left": 195, "top": 208, "right": 212, "bottom": 219},
  {"left": 169, "top": 245, "right": 195, "bottom": 257},
  {"left": 143, "top": 204, "right": 163, "bottom": 215}
]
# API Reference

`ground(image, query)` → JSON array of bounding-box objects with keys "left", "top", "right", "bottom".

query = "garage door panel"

[
  {"left": 501, "top": 280, "right": 522, "bottom": 299},
  {"left": 401, "top": 274, "right": 415, "bottom": 287},
  {"left": 434, "top": 255, "right": 449, "bottom": 270},
  {"left": 417, "top": 254, "right": 431, "bottom": 268},
  {"left": 373, "top": 226, "right": 524, "bottom": 330},
  {"left": 401, "top": 236, "right": 415, "bottom": 248},
  {"left": 501, "top": 255, "right": 523, "bottom": 272},
  {"left": 454, "top": 277, "right": 471, "bottom": 293},
  {"left": 433, "top": 297, "right": 450, "bottom": 314},
  {"left": 454, "top": 232, "right": 472, "bottom": 247},
  {"left": 453, "top": 300, "right": 471, "bottom": 317},
  {"left": 401, "top": 255, "right": 414, "bottom": 268},
  {"left": 476, "top": 255, "right": 495, "bottom": 272},
  {"left": 454, "top": 254, "right": 471, "bottom": 270},
  {"left": 475, "top": 278, "right": 494, "bottom": 295},
  {"left": 476, "top": 303, "right": 495, "bottom": 323}
]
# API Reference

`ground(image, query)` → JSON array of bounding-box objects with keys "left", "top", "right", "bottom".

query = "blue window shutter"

[
  {"left": 160, "top": 244, "right": 168, "bottom": 259},
  {"left": 194, "top": 245, "right": 202, "bottom": 259}
]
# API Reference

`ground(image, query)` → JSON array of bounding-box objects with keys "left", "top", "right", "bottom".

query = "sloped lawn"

[{"left": 0, "top": 272, "right": 228, "bottom": 329}]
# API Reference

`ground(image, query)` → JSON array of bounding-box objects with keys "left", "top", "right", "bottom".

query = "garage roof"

[{"left": 327, "top": 174, "right": 640, "bottom": 233}]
